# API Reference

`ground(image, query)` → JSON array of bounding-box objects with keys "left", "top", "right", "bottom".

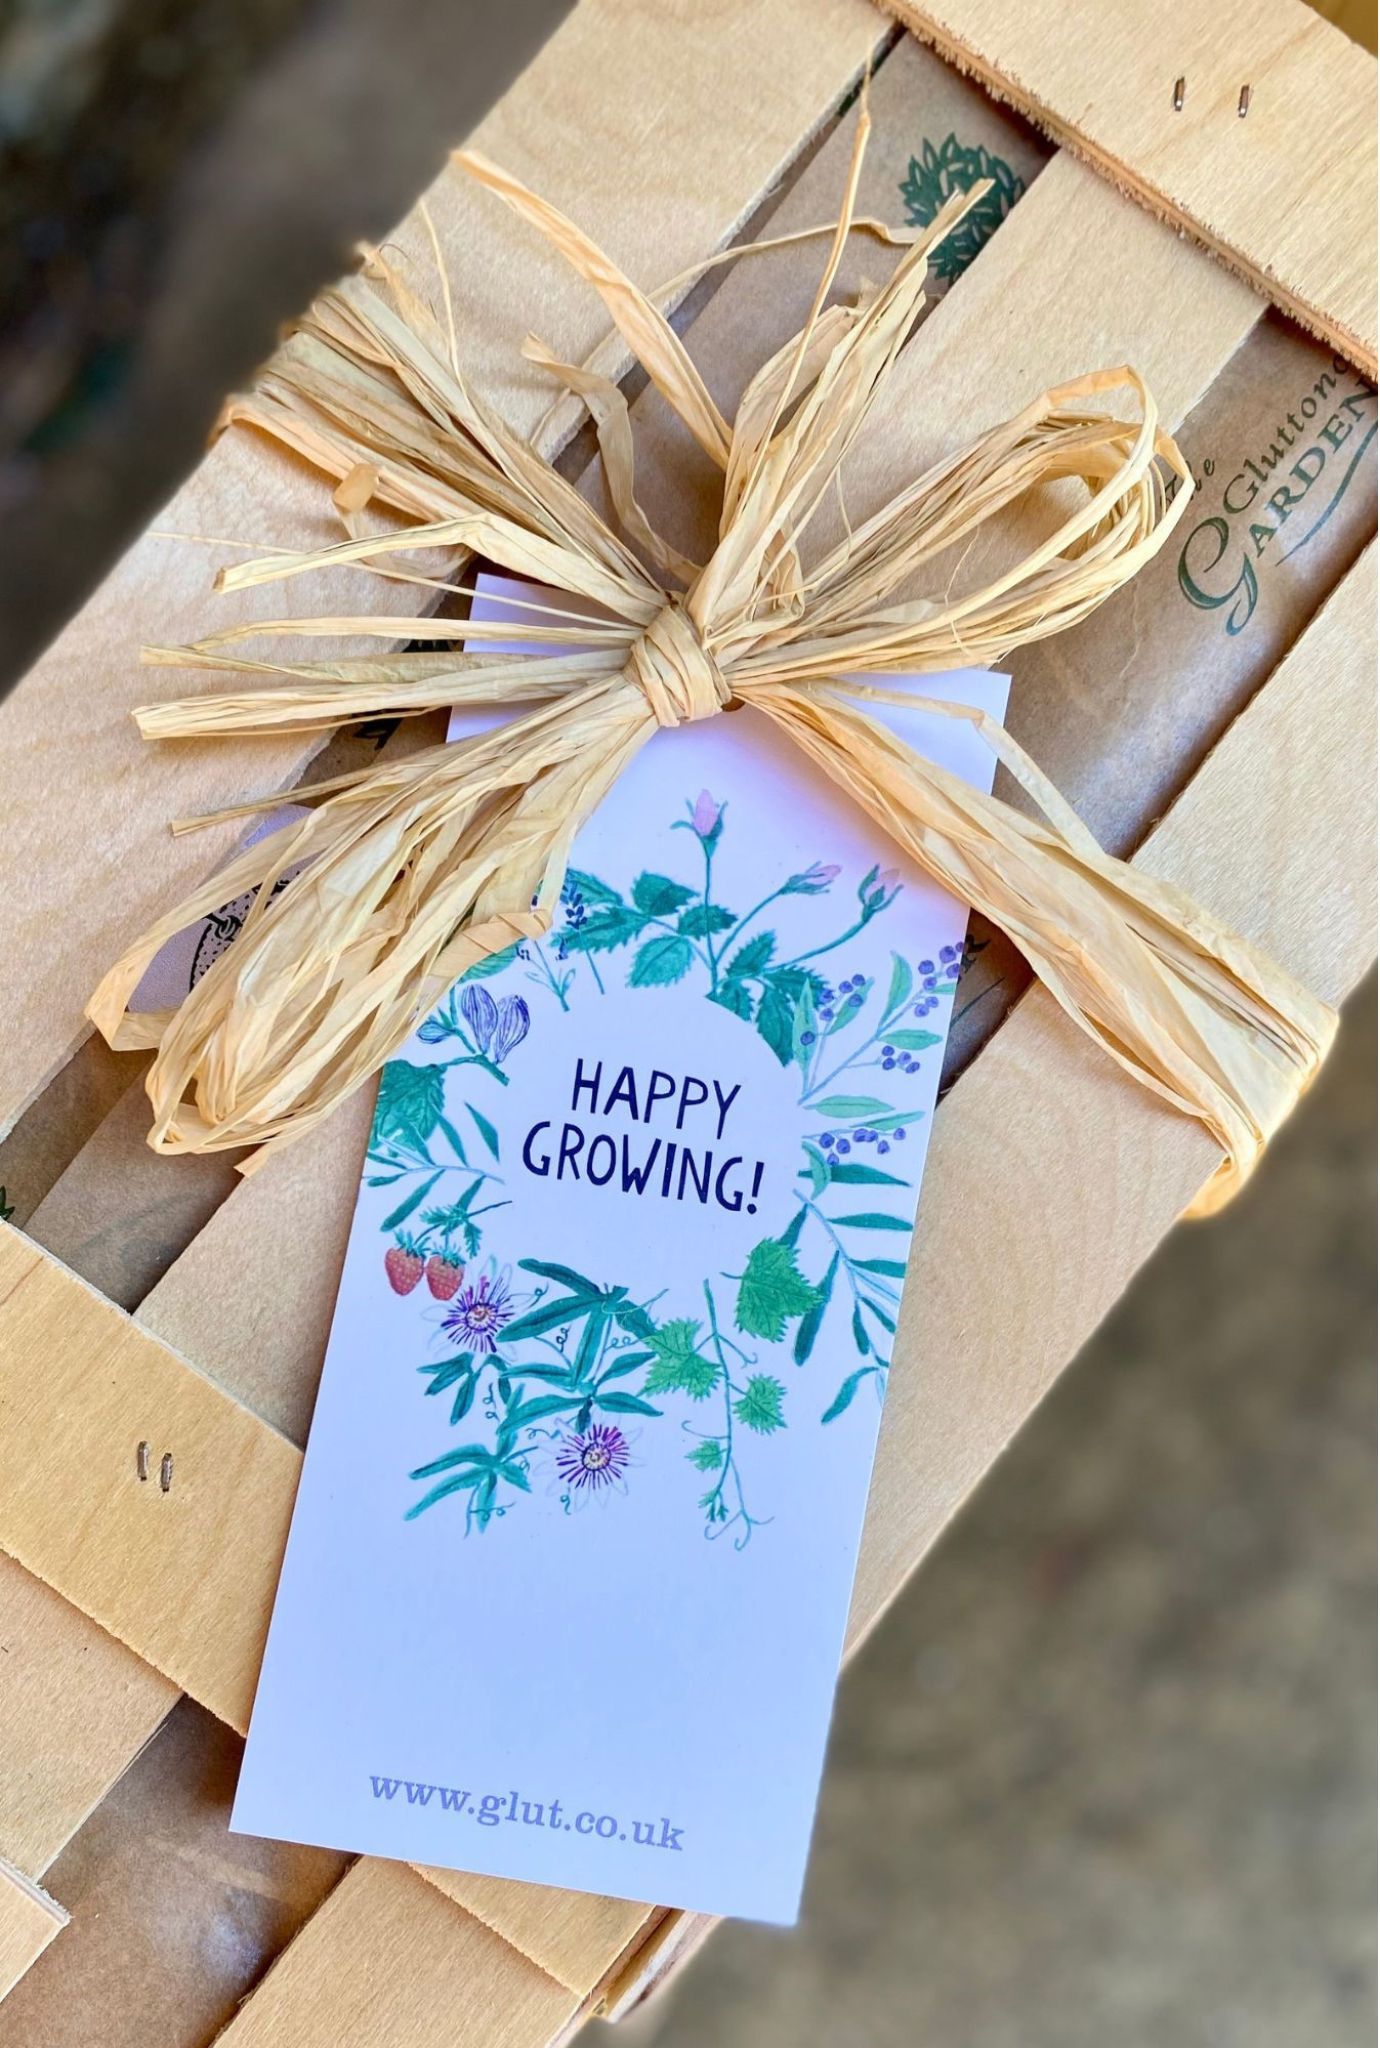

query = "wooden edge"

[
  {"left": 211, "top": 1860, "right": 580, "bottom": 2048},
  {"left": 416, "top": 1866, "right": 653, "bottom": 1998},
  {"left": 881, "top": 0, "right": 1378, "bottom": 377},
  {"left": 0, "top": 1553, "right": 177, "bottom": 1880},
  {"left": 0, "top": 1855, "right": 67, "bottom": 2006},
  {"left": 596, "top": 1908, "right": 716, "bottom": 2023}
]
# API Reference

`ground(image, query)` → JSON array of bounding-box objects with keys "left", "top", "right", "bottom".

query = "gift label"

[{"left": 232, "top": 580, "right": 1008, "bottom": 1922}]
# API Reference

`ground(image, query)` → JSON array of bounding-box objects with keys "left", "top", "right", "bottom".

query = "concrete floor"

[{"left": 635, "top": 979, "right": 1376, "bottom": 2048}]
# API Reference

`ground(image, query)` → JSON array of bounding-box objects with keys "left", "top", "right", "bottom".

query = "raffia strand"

[{"left": 87, "top": 116, "right": 1335, "bottom": 1212}]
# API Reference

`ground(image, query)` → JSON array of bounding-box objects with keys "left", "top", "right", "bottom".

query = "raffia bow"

[{"left": 87, "top": 121, "right": 1336, "bottom": 1216}]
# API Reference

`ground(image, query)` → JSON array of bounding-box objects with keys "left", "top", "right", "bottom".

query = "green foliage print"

[
  {"left": 899, "top": 134, "right": 1025, "bottom": 282},
  {"left": 385, "top": 791, "right": 982, "bottom": 1545}
]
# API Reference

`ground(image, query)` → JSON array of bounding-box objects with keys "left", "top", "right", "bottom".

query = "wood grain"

[
  {"left": 417, "top": 1866, "right": 651, "bottom": 1996},
  {"left": 211, "top": 1861, "right": 580, "bottom": 2048},
  {"left": 0, "top": 1229, "right": 300, "bottom": 1736},
  {"left": 0, "top": 1556, "right": 176, "bottom": 1879},
  {"left": 0, "top": 0, "right": 885, "bottom": 1143},
  {"left": 0, "top": 545, "right": 1370, "bottom": 2026},
  {"left": 0, "top": 8, "right": 1371, "bottom": 2033},
  {"left": 0, "top": 1857, "right": 66, "bottom": 2006},
  {"left": 882, "top": 0, "right": 1378, "bottom": 373}
]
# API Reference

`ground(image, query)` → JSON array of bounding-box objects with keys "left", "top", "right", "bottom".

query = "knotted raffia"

[{"left": 87, "top": 114, "right": 1336, "bottom": 1214}]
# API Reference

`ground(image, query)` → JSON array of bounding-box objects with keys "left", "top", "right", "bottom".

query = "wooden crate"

[{"left": 0, "top": 1, "right": 1373, "bottom": 2041}]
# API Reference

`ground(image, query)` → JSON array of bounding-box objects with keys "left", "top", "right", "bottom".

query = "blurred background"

[{"left": 0, "top": 1, "right": 1374, "bottom": 2043}]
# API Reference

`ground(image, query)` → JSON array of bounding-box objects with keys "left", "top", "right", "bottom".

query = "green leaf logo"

[{"left": 899, "top": 134, "right": 1025, "bottom": 282}]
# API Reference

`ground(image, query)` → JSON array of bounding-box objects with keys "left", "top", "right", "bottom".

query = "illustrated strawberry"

[
  {"left": 426, "top": 1250, "right": 465, "bottom": 1301},
  {"left": 384, "top": 1237, "right": 425, "bottom": 1296}
]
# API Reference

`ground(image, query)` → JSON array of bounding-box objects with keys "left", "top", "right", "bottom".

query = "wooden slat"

[
  {"left": 0, "top": 0, "right": 884, "bottom": 1142},
  {"left": 2, "top": 24, "right": 1368, "bottom": 2028},
  {"left": 109, "top": 125, "right": 1269, "bottom": 2005},
  {"left": 212, "top": 1862, "right": 579, "bottom": 2048},
  {"left": 882, "top": 0, "right": 1378, "bottom": 374},
  {"left": 137, "top": 138, "right": 1265, "bottom": 1465},
  {"left": 0, "top": 1556, "right": 175, "bottom": 1879},
  {"left": 417, "top": 1867, "right": 650, "bottom": 1998},
  {"left": 0, "top": 1230, "right": 300, "bottom": 1737},
  {"left": 852, "top": 540, "right": 1377, "bottom": 1640},
  {"left": 0, "top": 544, "right": 1370, "bottom": 2023},
  {"left": 0, "top": 1858, "right": 66, "bottom": 2006}
]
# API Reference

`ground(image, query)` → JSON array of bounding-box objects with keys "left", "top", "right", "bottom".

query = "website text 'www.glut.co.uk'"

[{"left": 369, "top": 1774, "right": 686, "bottom": 1852}]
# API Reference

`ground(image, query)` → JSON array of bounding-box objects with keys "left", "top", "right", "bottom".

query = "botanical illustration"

[
  {"left": 899, "top": 134, "right": 1024, "bottom": 282},
  {"left": 373, "top": 793, "right": 972, "bottom": 1547}
]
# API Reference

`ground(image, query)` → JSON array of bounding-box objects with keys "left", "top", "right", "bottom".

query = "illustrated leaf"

[
  {"left": 466, "top": 1103, "right": 501, "bottom": 1160},
  {"left": 734, "top": 1374, "right": 786, "bottom": 1434},
  {"left": 643, "top": 1319, "right": 716, "bottom": 1398},
  {"left": 754, "top": 981, "right": 795, "bottom": 1065},
  {"left": 885, "top": 952, "right": 913, "bottom": 1017},
  {"left": 793, "top": 1251, "right": 839, "bottom": 1366},
  {"left": 687, "top": 1439, "right": 724, "bottom": 1471},
  {"left": 564, "top": 868, "right": 623, "bottom": 908},
  {"left": 596, "top": 1390, "right": 663, "bottom": 1416},
  {"left": 851, "top": 1305, "right": 870, "bottom": 1354},
  {"left": 678, "top": 902, "right": 736, "bottom": 937},
  {"left": 632, "top": 872, "right": 696, "bottom": 917},
  {"left": 418, "top": 1357, "right": 468, "bottom": 1393},
  {"left": 460, "top": 940, "right": 522, "bottom": 982},
  {"left": 404, "top": 1469, "right": 488, "bottom": 1517},
  {"left": 802, "top": 1143, "right": 830, "bottom": 1197},
  {"left": 854, "top": 1257, "right": 909, "bottom": 1278},
  {"left": 629, "top": 933, "right": 694, "bottom": 987},
  {"left": 561, "top": 906, "right": 645, "bottom": 953},
  {"left": 518, "top": 1258, "right": 601, "bottom": 1297},
  {"left": 810, "top": 1094, "right": 895, "bottom": 1120},
  {"left": 885, "top": 1028, "right": 943, "bottom": 1051},
  {"left": 502, "top": 1293, "right": 596, "bottom": 1339},
  {"left": 597, "top": 1350, "right": 653, "bottom": 1382},
  {"left": 507, "top": 1393, "right": 580, "bottom": 1428},
  {"left": 380, "top": 1168, "right": 443, "bottom": 1233},
  {"left": 821, "top": 1365, "right": 878, "bottom": 1423},
  {"left": 372, "top": 1060, "right": 445, "bottom": 1150},
  {"left": 833, "top": 1211, "right": 913, "bottom": 1232},
  {"left": 409, "top": 1443, "right": 490, "bottom": 1479},
  {"left": 614, "top": 1301, "right": 658, "bottom": 1341},
  {"left": 709, "top": 979, "right": 754, "bottom": 1020},
  {"left": 726, "top": 931, "right": 775, "bottom": 978},
  {"left": 735, "top": 1236, "right": 819, "bottom": 1341},
  {"left": 495, "top": 1459, "right": 532, "bottom": 1492},
  {"left": 827, "top": 1162, "right": 908, "bottom": 1187},
  {"left": 503, "top": 1360, "right": 576, "bottom": 1385}
]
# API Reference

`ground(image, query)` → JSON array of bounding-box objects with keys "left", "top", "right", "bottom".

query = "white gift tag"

[{"left": 233, "top": 578, "right": 1008, "bottom": 1922}]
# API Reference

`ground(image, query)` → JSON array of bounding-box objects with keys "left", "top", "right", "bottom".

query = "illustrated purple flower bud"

[
  {"left": 459, "top": 983, "right": 498, "bottom": 1053},
  {"left": 491, "top": 995, "right": 531, "bottom": 1063},
  {"left": 860, "top": 864, "right": 902, "bottom": 915},
  {"left": 783, "top": 859, "right": 842, "bottom": 895},
  {"left": 689, "top": 788, "right": 724, "bottom": 840}
]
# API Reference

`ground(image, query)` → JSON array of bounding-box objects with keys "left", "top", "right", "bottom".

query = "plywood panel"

[
  {"left": 0, "top": 0, "right": 885, "bottom": 1141},
  {"left": 0, "top": 1859, "right": 65, "bottom": 2006},
  {"left": 884, "top": 0, "right": 1377, "bottom": 372}
]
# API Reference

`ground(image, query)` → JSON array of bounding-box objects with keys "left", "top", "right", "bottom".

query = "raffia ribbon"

[{"left": 86, "top": 117, "right": 1336, "bottom": 1216}]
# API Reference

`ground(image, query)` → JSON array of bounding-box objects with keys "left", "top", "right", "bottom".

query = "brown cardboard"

[{"left": 945, "top": 314, "right": 1378, "bottom": 1076}]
